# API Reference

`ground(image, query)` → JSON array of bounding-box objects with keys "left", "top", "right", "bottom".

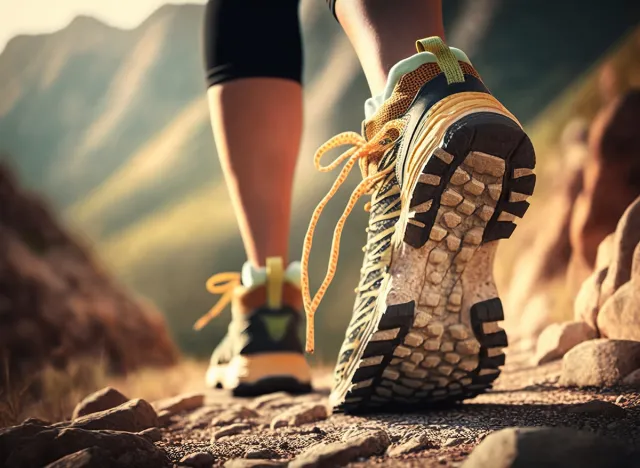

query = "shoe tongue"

[
  {"left": 363, "top": 46, "right": 472, "bottom": 121},
  {"left": 241, "top": 260, "right": 301, "bottom": 288}
]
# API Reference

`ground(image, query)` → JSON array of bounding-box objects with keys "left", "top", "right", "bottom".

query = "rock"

[
  {"left": 72, "top": 387, "right": 129, "bottom": 419},
  {"left": 270, "top": 403, "right": 328, "bottom": 429},
  {"left": 211, "top": 406, "right": 259, "bottom": 426},
  {"left": 244, "top": 448, "right": 279, "bottom": 459},
  {"left": 570, "top": 92, "right": 640, "bottom": 297},
  {"left": 560, "top": 339, "right": 640, "bottom": 387},
  {"left": 179, "top": 452, "right": 215, "bottom": 467},
  {"left": 1, "top": 425, "right": 166, "bottom": 468},
  {"left": 211, "top": 423, "right": 251, "bottom": 440},
  {"left": 600, "top": 196, "right": 640, "bottom": 306},
  {"left": 65, "top": 399, "right": 158, "bottom": 432},
  {"left": 535, "top": 321, "right": 596, "bottom": 364},
  {"left": 443, "top": 437, "right": 465, "bottom": 447},
  {"left": 137, "top": 427, "right": 162, "bottom": 442},
  {"left": 224, "top": 460, "right": 284, "bottom": 468},
  {"left": 0, "top": 165, "right": 178, "bottom": 383},
  {"left": 248, "top": 392, "right": 290, "bottom": 410},
  {"left": 566, "top": 400, "right": 626, "bottom": 418},
  {"left": 598, "top": 242, "right": 640, "bottom": 340},
  {"left": 574, "top": 267, "right": 608, "bottom": 333},
  {"left": 387, "top": 433, "right": 434, "bottom": 457},
  {"left": 289, "top": 430, "right": 390, "bottom": 468},
  {"left": 44, "top": 448, "right": 112, "bottom": 468},
  {"left": 461, "top": 427, "right": 633, "bottom": 468},
  {"left": 154, "top": 393, "right": 204, "bottom": 416},
  {"left": 622, "top": 368, "right": 640, "bottom": 387}
]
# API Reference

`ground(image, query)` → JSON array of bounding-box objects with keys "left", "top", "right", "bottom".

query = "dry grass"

[{"left": 0, "top": 357, "right": 207, "bottom": 428}]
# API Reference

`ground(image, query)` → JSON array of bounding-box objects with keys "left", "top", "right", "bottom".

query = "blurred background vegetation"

[{"left": 1, "top": 0, "right": 639, "bottom": 365}]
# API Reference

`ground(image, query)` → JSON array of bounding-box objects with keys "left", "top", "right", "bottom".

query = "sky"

[{"left": 0, "top": 0, "right": 205, "bottom": 52}]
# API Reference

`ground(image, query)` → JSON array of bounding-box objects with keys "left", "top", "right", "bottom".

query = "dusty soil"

[{"left": 158, "top": 356, "right": 640, "bottom": 467}]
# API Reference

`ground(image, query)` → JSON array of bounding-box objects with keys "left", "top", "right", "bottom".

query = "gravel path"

[{"left": 158, "top": 359, "right": 640, "bottom": 467}]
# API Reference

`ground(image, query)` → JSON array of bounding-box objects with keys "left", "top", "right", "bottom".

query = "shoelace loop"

[
  {"left": 193, "top": 272, "right": 241, "bottom": 331},
  {"left": 301, "top": 119, "right": 405, "bottom": 353}
]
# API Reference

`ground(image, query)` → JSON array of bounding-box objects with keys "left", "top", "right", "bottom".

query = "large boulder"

[
  {"left": 462, "top": 427, "right": 634, "bottom": 468},
  {"left": 0, "top": 165, "right": 177, "bottom": 383},
  {"left": 598, "top": 241, "right": 640, "bottom": 340},
  {"left": 569, "top": 90, "right": 640, "bottom": 288},
  {"left": 559, "top": 339, "right": 640, "bottom": 387},
  {"left": 599, "top": 196, "right": 640, "bottom": 307}
]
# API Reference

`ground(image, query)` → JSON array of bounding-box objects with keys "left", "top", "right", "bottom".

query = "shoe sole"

[
  {"left": 331, "top": 111, "right": 536, "bottom": 413},
  {"left": 206, "top": 352, "right": 313, "bottom": 397}
]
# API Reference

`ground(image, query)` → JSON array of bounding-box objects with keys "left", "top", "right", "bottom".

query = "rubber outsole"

[{"left": 332, "top": 112, "right": 535, "bottom": 413}]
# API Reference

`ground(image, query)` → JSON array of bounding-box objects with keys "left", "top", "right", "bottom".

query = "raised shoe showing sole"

[{"left": 330, "top": 111, "right": 536, "bottom": 413}]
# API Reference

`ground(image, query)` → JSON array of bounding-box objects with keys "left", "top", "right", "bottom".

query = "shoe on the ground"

[
  {"left": 195, "top": 257, "right": 312, "bottom": 396},
  {"left": 301, "top": 37, "right": 536, "bottom": 413}
]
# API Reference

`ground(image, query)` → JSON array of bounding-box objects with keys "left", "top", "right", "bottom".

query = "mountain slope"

[{"left": 1, "top": 1, "right": 638, "bottom": 357}]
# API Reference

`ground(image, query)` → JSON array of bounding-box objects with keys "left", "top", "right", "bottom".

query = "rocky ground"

[{"left": 3, "top": 351, "right": 640, "bottom": 468}]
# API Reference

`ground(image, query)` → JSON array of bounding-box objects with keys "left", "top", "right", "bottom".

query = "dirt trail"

[{"left": 159, "top": 358, "right": 640, "bottom": 467}]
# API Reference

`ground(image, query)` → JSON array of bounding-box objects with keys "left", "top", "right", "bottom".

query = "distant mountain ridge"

[{"left": 1, "top": 1, "right": 638, "bottom": 357}]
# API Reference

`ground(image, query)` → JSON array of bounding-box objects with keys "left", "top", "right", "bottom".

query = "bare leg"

[
  {"left": 336, "top": 0, "right": 445, "bottom": 95},
  {"left": 207, "top": 78, "right": 302, "bottom": 267}
]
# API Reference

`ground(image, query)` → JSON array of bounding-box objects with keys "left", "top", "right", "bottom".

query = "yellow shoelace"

[
  {"left": 193, "top": 272, "right": 241, "bottom": 331},
  {"left": 301, "top": 120, "right": 405, "bottom": 353}
]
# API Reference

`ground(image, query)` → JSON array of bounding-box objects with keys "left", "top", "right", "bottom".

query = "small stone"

[
  {"left": 154, "top": 393, "right": 204, "bottom": 417},
  {"left": 179, "top": 451, "right": 215, "bottom": 467},
  {"left": 249, "top": 392, "right": 289, "bottom": 410},
  {"left": 72, "top": 387, "right": 129, "bottom": 419},
  {"left": 212, "top": 423, "right": 251, "bottom": 440},
  {"left": 566, "top": 400, "right": 626, "bottom": 419},
  {"left": 615, "top": 395, "right": 627, "bottom": 405},
  {"left": 289, "top": 430, "right": 390, "bottom": 468},
  {"left": 68, "top": 399, "right": 158, "bottom": 432},
  {"left": 442, "top": 212, "right": 462, "bottom": 228},
  {"left": 270, "top": 403, "right": 328, "bottom": 429},
  {"left": 444, "top": 437, "right": 465, "bottom": 447},
  {"left": 245, "top": 448, "right": 279, "bottom": 459},
  {"left": 387, "top": 434, "right": 434, "bottom": 457},
  {"left": 211, "top": 406, "right": 259, "bottom": 426},
  {"left": 224, "top": 460, "right": 284, "bottom": 468},
  {"left": 138, "top": 427, "right": 162, "bottom": 442}
]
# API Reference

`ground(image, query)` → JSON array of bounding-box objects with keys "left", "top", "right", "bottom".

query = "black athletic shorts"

[{"left": 203, "top": 0, "right": 338, "bottom": 87}]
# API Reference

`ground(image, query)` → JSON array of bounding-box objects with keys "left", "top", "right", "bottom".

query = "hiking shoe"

[
  {"left": 301, "top": 37, "right": 536, "bottom": 412},
  {"left": 195, "top": 257, "right": 312, "bottom": 396}
]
